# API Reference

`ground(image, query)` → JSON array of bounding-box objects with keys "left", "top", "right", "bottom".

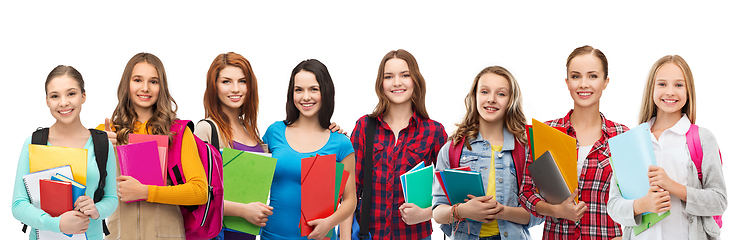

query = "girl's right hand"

[
  {"left": 641, "top": 185, "right": 671, "bottom": 214},
  {"left": 242, "top": 202, "right": 273, "bottom": 227},
  {"left": 59, "top": 210, "right": 89, "bottom": 234},
  {"left": 553, "top": 190, "right": 587, "bottom": 222},
  {"left": 458, "top": 194, "right": 504, "bottom": 223},
  {"left": 104, "top": 118, "right": 117, "bottom": 145}
]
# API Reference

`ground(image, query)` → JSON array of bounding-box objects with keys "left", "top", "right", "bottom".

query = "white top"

[
  {"left": 577, "top": 145, "right": 592, "bottom": 179},
  {"left": 632, "top": 115, "right": 691, "bottom": 240}
]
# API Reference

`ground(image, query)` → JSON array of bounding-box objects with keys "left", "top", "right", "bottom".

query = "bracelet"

[{"left": 450, "top": 203, "right": 469, "bottom": 234}]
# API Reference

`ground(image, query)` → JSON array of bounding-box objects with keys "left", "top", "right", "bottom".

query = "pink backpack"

[
  {"left": 686, "top": 124, "right": 723, "bottom": 228},
  {"left": 169, "top": 120, "right": 224, "bottom": 240}
]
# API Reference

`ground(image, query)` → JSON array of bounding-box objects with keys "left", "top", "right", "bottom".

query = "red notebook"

[
  {"left": 300, "top": 154, "right": 336, "bottom": 236},
  {"left": 39, "top": 179, "right": 72, "bottom": 217},
  {"left": 117, "top": 141, "right": 165, "bottom": 202}
]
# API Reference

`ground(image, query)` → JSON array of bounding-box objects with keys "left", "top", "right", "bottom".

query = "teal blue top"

[
  {"left": 260, "top": 121, "right": 354, "bottom": 240},
  {"left": 12, "top": 136, "right": 118, "bottom": 240}
]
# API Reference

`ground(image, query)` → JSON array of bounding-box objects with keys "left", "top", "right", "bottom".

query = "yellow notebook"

[
  {"left": 29, "top": 144, "right": 88, "bottom": 185},
  {"left": 531, "top": 119, "right": 577, "bottom": 200}
]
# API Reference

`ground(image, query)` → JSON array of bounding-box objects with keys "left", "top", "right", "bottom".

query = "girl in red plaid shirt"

[
  {"left": 350, "top": 49, "right": 448, "bottom": 240},
  {"left": 519, "top": 45, "right": 629, "bottom": 240}
]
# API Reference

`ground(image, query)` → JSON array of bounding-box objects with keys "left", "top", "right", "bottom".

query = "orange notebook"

[
  {"left": 39, "top": 179, "right": 72, "bottom": 217},
  {"left": 29, "top": 144, "right": 88, "bottom": 185},
  {"left": 530, "top": 119, "right": 578, "bottom": 200}
]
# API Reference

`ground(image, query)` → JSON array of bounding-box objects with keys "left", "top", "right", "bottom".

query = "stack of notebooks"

[
  {"left": 300, "top": 154, "right": 349, "bottom": 238},
  {"left": 608, "top": 123, "right": 670, "bottom": 235},
  {"left": 116, "top": 134, "right": 169, "bottom": 203},
  {"left": 435, "top": 164, "right": 486, "bottom": 222},
  {"left": 399, "top": 162, "right": 433, "bottom": 208},
  {"left": 526, "top": 119, "right": 577, "bottom": 205},
  {"left": 220, "top": 148, "right": 277, "bottom": 236},
  {"left": 26, "top": 144, "right": 89, "bottom": 239}
]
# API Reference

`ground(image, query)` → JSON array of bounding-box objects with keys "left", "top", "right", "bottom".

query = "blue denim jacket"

[{"left": 432, "top": 128, "right": 543, "bottom": 240}]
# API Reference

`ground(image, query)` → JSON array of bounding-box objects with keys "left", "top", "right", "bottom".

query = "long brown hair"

[
  {"left": 638, "top": 55, "right": 696, "bottom": 124},
  {"left": 370, "top": 49, "right": 429, "bottom": 119},
  {"left": 111, "top": 52, "right": 178, "bottom": 145},
  {"left": 203, "top": 52, "right": 262, "bottom": 147},
  {"left": 452, "top": 66, "right": 527, "bottom": 150}
]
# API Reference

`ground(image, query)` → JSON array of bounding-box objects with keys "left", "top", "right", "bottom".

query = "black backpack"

[{"left": 21, "top": 127, "right": 111, "bottom": 236}]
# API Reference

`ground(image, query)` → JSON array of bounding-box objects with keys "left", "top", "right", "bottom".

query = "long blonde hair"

[
  {"left": 638, "top": 55, "right": 696, "bottom": 124},
  {"left": 111, "top": 53, "right": 178, "bottom": 145},
  {"left": 451, "top": 66, "right": 527, "bottom": 150}
]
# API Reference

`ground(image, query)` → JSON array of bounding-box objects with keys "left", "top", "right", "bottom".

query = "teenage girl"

[
  {"left": 519, "top": 45, "right": 629, "bottom": 240},
  {"left": 607, "top": 55, "right": 726, "bottom": 239},
  {"left": 12, "top": 65, "right": 118, "bottom": 239},
  {"left": 260, "top": 59, "right": 356, "bottom": 240},
  {"left": 102, "top": 52, "right": 208, "bottom": 239},
  {"left": 432, "top": 66, "right": 543, "bottom": 240},
  {"left": 350, "top": 49, "right": 447, "bottom": 239}
]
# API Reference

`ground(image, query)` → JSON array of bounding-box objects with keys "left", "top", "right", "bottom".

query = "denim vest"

[{"left": 433, "top": 128, "right": 543, "bottom": 240}]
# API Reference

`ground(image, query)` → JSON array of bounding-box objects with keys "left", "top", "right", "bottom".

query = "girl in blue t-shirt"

[{"left": 261, "top": 59, "right": 356, "bottom": 240}]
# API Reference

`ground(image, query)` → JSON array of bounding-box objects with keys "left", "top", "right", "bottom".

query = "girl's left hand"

[
  {"left": 306, "top": 217, "right": 335, "bottom": 240},
  {"left": 399, "top": 203, "right": 433, "bottom": 225},
  {"left": 117, "top": 176, "right": 148, "bottom": 202},
  {"left": 648, "top": 165, "right": 675, "bottom": 190},
  {"left": 328, "top": 122, "right": 347, "bottom": 135},
  {"left": 74, "top": 196, "right": 99, "bottom": 220}
]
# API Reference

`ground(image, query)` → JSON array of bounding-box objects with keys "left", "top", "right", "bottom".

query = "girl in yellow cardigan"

[{"left": 100, "top": 52, "right": 208, "bottom": 240}]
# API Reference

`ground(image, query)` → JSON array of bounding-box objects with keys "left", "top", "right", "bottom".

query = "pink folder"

[
  {"left": 117, "top": 141, "right": 165, "bottom": 202},
  {"left": 129, "top": 134, "right": 169, "bottom": 181}
]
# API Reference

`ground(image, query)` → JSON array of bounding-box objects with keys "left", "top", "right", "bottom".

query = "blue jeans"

[{"left": 478, "top": 235, "right": 500, "bottom": 240}]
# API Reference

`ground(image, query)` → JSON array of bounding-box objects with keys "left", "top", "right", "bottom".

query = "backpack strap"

[
  {"left": 686, "top": 124, "right": 704, "bottom": 181},
  {"left": 511, "top": 139, "right": 526, "bottom": 189},
  {"left": 448, "top": 137, "right": 465, "bottom": 169},
  {"left": 88, "top": 129, "right": 111, "bottom": 236},
  {"left": 31, "top": 127, "right": 49, "bottom": 145},
  {"left": 359, "top": 116, "right": 377, "bottom": 240},
  {"left": 170, "top": 120, "right": 193, "bottom": 186},
  {"left": 200, "top": 119, "right": 220, "bottom": 150}
]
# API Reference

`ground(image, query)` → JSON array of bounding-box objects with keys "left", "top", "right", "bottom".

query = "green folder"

[
  {"left": 633, "top": 210, "right": 671, "bottom": 235},
  {"left": 326, "top": 162, "right": 345, "bottom": 238},
  {"left": 221, "top": 148, "right": 278, "bottom": 235},
  {"left": 403, "top": 165, "right": 434, "bottom": 208}
]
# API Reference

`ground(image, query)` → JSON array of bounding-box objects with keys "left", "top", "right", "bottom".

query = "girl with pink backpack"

[
  {"left": 607, "top": 55, "right": 726, "bottom": 239},
  {"left": 100, "top": 52, "right": 210, "bottom": 240}
]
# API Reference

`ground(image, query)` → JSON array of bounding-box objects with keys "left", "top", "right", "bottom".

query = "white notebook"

[
  {"left": 37, "top": 230, "right": 86, "bottom": 240},
  {"left": 22, "top": 165, "right": 73, "bottom": 208}
]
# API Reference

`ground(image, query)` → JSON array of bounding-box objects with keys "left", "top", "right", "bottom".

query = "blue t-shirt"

[{"left": 260, "top": 121, "right": 354, "bottom": 240}]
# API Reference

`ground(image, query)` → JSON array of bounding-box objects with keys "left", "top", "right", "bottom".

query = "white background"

[{"left": 1, "top": 1, "right": 730, "bottom": 239}]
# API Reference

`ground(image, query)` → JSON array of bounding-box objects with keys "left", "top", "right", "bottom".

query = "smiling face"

[
  {"left": 46, "top": 75, "right": 86, "bottom": 124},
  {"left": 653, "top": 63, "right": 687, "bottom": 116},
  {"left": 382, "top": 58, "right": 415, "bottom": 107},
  {"left": 566, "top": 54, "right": 609, "bottom": 108},
  {"left": 293, "top": 70, "right": 321, "bottom": 118},
  {"left": 217, "top": 65, "right": 248, "bottom": 112},
  {"left": 476, "top": 73, "right": 511, "bottom": 125},
  {"left": 129, "top": 62, "right": 160, "bottom": 112}
]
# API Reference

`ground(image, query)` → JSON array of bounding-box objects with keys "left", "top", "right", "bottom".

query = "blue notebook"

[
  {"left": 608, "top": 123, "right": 656, "bottom": 200},
  {"left": 51, "top": 173, "right": 86, "bottom": 204},
  {"left": 440, "top": 169, "right": 484, "bottom": 221}
]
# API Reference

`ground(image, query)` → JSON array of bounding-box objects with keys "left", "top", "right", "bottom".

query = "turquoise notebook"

[
  {"left": 402, "top": 164, "right": 433, "bottom": 208},
  {"left": 440, "top": 169, "right": 484, "bottom": 219}
]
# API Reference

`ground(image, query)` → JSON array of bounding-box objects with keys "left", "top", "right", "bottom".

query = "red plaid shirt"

[
  {"left": 351, "top": 113, "right": 447, "bottom": 240},
  {"left": 519, "top": 110, "right": 628, "bottom": 240}
]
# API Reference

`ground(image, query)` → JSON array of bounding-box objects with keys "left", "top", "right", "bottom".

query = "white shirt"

[
  {"left": 577, "top": 145, "right": 592, "bottom": 179},
  {"left": 632, "top": 115, "right": 691, "bottom": 240}
]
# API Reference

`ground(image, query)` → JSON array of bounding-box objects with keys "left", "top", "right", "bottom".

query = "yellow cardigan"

[{"left": 98, "top": 121, "right": 208, "bottom": 205}]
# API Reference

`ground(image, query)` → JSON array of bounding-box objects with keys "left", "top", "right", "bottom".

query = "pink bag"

[
  {"left": 169, "top": 120, "right": 224, "bottom": 239},
  {"left": 686, "top": 124, "right": 723, "bottom": 228}
]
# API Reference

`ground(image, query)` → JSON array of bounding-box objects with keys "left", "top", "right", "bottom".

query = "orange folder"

[
  {"left": 300, "top": 154, "right": 336, "bottom": 236},
  {"left": 29, "top": 145, "right": 88, "bottom": 185},
  {"left": 129, "top": 134, "right": 169, "bottom": 180},
  {"left": 530, "top": 119, "right": 577, "bottom": 200}
]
